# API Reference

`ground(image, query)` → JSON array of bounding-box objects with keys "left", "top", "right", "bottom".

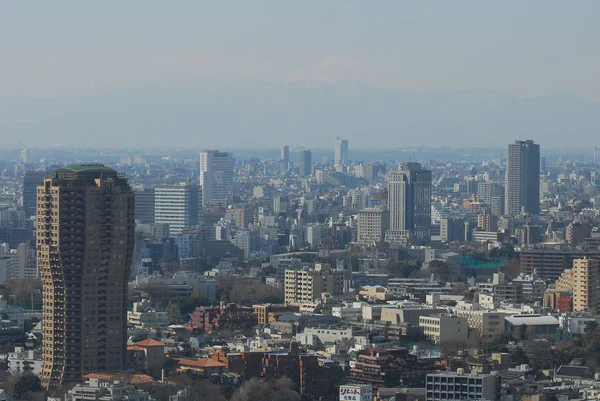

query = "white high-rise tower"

[
  {"left": 199, "top": 150, "right": 233, "bottom": 205},
  {"left": 334, "top": 137, "right": 349, "bottom": 166}
]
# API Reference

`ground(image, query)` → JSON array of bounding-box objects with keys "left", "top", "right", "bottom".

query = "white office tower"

[
  {"left": 385, "top": 162, "right": 432, "bottom": 244},
  {"left": 199, "top": 150, "right": 234, "bottom": 206},
  {"left": 154, "top": 184, "right": 199, "bottom": 234},
  {"left": 20, "top": 149, "right": 31, "bottom": 164},
  {"left": 505, "top": 140, "right": 540, "bottom": 216},
  {"left": 334, "top": 137, "right": 349, "bottom": 166}
]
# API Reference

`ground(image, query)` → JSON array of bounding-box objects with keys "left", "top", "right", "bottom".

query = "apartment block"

[
  {"left": 426, "top": 371, "right": 499, "bottom": 401},
  {"left": 555, "top": 258, "right": 600, "bottom": 312},
  {"left": 284, "top": 264, "right": 344, "bottom": 305},
  {"left": 37, "top": 165, "right": 134, "bottom": 387}
]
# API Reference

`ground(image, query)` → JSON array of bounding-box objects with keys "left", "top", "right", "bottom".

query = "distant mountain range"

[{"left": 0, "top": 82, "right": 598, "bottom": 149}]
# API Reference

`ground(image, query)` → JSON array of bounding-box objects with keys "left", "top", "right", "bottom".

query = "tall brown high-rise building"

[{"left": 37, "top": 164, "right": 134, "bottom": 388}]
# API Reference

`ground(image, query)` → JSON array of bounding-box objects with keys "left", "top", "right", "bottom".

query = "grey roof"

[
  {"left": 505, "top": 314, "right": 559, "bottom": 326},
  {"left": 556, "top": 365, "right": 594, "bottom": 378},
  {"left": 277, "top": 314, "right": 340, "bottom": 323}
]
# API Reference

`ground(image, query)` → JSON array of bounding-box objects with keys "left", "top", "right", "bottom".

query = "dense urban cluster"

[{"left": 1, "top": 140, "right": 600, "bottom": 401}]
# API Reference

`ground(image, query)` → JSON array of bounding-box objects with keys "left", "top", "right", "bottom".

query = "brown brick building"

[
  {"left": 210, "top": 343, "right": 343, "bottom": 399},
  {"left": 37, "top": 165, "right": 135, "bottom": 388},
  {"left": 190, "top": 303, "right": 257, "bottom": 331}
]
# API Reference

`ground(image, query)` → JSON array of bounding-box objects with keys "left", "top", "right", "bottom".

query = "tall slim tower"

[
  {"left": 334, "top": 137, "right": 349, "bottom": 166},
  {"left": 505, "top": 140, "right": 540, "bottom": 216},
  {"left": 20, "top": 148, "right": 31, "bottom": 164},
  {"left": 298, "top": 150, "right": 312, "bottom": 177},
  {"left": 37, "top": 164, "right": 134, "bottom": 387},
  {"left": 387, "top": 162, "right": 432, "bottom": 242},
  {"left": 281, "top": 145, "right": 290, "bottom": 170},
  {"left": 199, "top": 150, "right": 233, "bottom": 205}
]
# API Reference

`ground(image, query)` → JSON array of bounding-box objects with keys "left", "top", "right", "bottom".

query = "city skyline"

[
  {"left": 0, "top": 1, "right": 599, "bottom": 148},
  {"left": 3, "top": 2, "right": 600, "bottom": 399}
]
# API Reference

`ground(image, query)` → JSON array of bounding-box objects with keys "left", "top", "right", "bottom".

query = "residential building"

[
  {"left": 190, "top": 303, "right": 257, "bottom": 331},
  {"left": 176, "top": 358, "right": 228, "bottom": 377},
  {"left": 386, "top": 162, "right": 432, "bottom": 243},
  {"left": 419, "top": 315, "right": 468, "bottom": 344},
  {"left": 477, "top": 212, "right": 498, "bottom": 232},
  {"left": 8, "top": 243, "right": 37, "bottom": 279},
  {"left": 505, "top": 140, "right": 540, "bottom": 216},
  {"left": 555, "top": 258, "right": 600, "bottom": 312},
  {"left": 127, "top": 300, "right": 169, "bottom": 329},
  {"left": 284, "top": 264, "right": 345, "bottom": 305},
  {"left": 348, "top": 348, "right": 422, "bottom": 388},
  {"left": 296, "top": 326, "right": 353, "bottom": 346},
  {"left": 304, "top": 224, "right": 323, "bottom": 248},
  {"left": 199, "top": 150, "right": 234, "bottom": 206},
  {"left": 0, "top": 296, "right": 25, "bottom": 330},
  {"left": 426, "top": 371, "right": 499, "bottom": 401},
  {"left": 357, "top": 208, "right": 390, "bottom": 245},
  {"left": 520, "top": 249, "right": 600, "bottom": 281},
  {"left": 477, "top": 181, "right": 502, "bottom": 206},
  {"left": 253, "top": 304, "right": 294, "bottom": 326},
  {"left": 4, "top": 346, "right": 42, "bottom": 375},
  {"left": 64, "top": 377, "right": 150, "bottom": 401},
  {"left": 37, "top": 164, "right": 135, "bottom": 387},
  {"left": 126, "top": 339, "right": 165, "bottom": 374},
  {"left": 154, "top": 184, "right": 199, "bottom": 234}
]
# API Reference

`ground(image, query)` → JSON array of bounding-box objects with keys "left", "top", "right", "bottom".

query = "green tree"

[
  {"left": 511, "top": 347, "right": 529, "bottom": 365},
  {"left": 231, "top": 377, "right": 300, "bottom": 401},
  {"left": 12, "top": 373, "right": 43, "bottom": 400}
]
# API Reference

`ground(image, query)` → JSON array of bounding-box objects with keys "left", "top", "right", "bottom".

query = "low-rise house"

[
  {"left": 295, "top": 327, "right": 353, "bottom": 346},
  {"left": 65, "top": 376, "right": 151, "bottom": 401},
  {"left": 127, "top": 300, "right": 169, "bottom": 330},
  {"left": 556, "top": 365, "right": 594, "bottom": 382},
  {"left": 3, "top": 346, "right": 42, "bottom": 375},
  {"left": 176, "top": 358, "right": 228, "bottom": 377},
  {"left": 127, "top": 339, "right": 165, "bottom": 374}
]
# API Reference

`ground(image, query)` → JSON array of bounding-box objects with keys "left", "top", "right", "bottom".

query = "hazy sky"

[
  {"left": 2, "top": 1, "right": 599, "bottom": 100},
  {"left": 1, "top": 1, "right": 599, "bottom": 149}
]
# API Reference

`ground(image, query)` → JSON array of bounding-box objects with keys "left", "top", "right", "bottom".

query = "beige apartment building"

[
  {"left": 419, "top": 314, "right": 468, "bottom": 344},
  {"left": 284, "top": 264, "right": 344, "bottom": 305},
  {"left": 37, "top": 165, "right": 135, "bottom": 388},
  {"left": 555, "top": 257, "right": 600, "bottom": 312}
]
